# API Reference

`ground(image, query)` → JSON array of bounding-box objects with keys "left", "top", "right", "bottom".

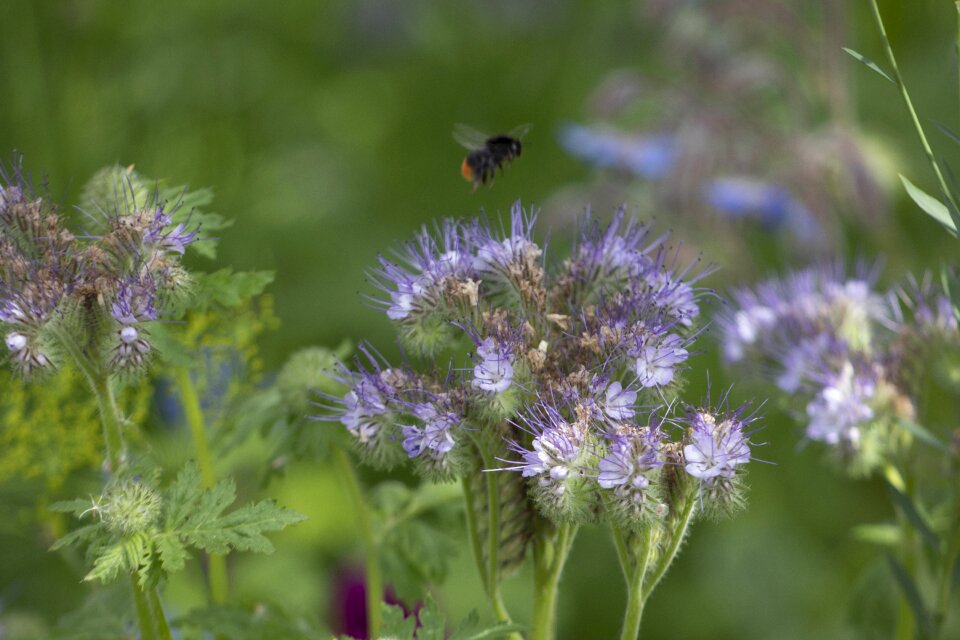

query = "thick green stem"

[
  {"left": 615, "top": 527, "right": 652, "bottom": 640},
  {"left": 146, "top": 586, "right": 174, "bottom": 640},
  {"left": 131, "top": 575, "right": 155, "bottom": 640},
  {"left": 333, "top": 447, "right": 382, "bottom": 639},
  {"left": 175, "top": 368, "right": 229, "bottom": 604},
  {"left": 530, "top": 522, "right": 578, "bottom": 640},
  {"left": 869, "top": 0, "right": 960, "bottom": 230}
]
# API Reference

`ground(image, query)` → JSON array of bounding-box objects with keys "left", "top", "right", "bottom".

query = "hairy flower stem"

[
  {"left": 55, "top": 327, "right": 173, "bottom": 637},
  {"left": 176, "top": 368, "right": 229, "bottom": 605},
  {"left": 530, "top": 521, "right": 577, "bottom": 640},
  {"left": 479, "top": 445, "right": 515, "bottom": 627},
  {"left": 615, "top": 526, "right": 653, "bottom": 640},
  {"left": 332, "top": 446, "right": 382, "bottom": 639},
  {"left": 54, "top": 328, "right": 126, "bottom": 471},
  {"left": 869, "top": 0, "right": 960, "bottom": 230}
]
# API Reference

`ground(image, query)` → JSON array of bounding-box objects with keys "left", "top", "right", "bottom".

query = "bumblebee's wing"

[
  {"left": 453, "top": 123, "right": 490, "bottom": 150},
  {"left": 507, "top": 123, "right": 531, "bottom": 140}
]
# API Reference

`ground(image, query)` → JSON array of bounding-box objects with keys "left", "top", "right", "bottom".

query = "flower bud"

[{"left": 102, "top": 479, "right": 162, "bottom": 536}]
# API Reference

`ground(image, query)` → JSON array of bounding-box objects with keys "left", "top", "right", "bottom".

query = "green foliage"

[
  {"left": 175, "top": 602, "right": 327, "bottom": 640},
  {"left": 350, "top": 596, "right": 523, "bottom": 640},
  {"left": 368, "top": 481, "right": 462, "bottom": 603},
  {"left": 900, "top": 175, "right": 957, "bottom": 237},
  {"left": 50, "top": 462, "right": 305, "bottom": 588}
]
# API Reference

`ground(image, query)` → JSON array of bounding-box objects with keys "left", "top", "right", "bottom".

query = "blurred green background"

[{"left": 1, "top": 1, "right": 958, "bottom": 638}]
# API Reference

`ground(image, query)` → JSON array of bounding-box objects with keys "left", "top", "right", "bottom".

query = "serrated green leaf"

[
  {"left": 85, "top": 533, "right": 151, "bottom": 584},
  {"left": 851, "top": 523, "right": 900, "bottom": 547},
  {"left": 900, "top": 174, "right": 958, "bottom": 236},
  {"left": 886, "top": 554, "right": 933, "bottom": 638},
  {"left": 897, "top": 418, "right": 951, "bottom": 454},
  {"left": 184, "top": 499, "right": 306, "bottom": 554},
  {"left": 49, "top": 498, "right": 99, "bottom": 514},
  {"left": 50, "top": 523, "right": 101, "bottom": 552},
  {"left": 380, "top": 601, "right": 418, "bottom": 638},
  {"left": 156, "top": 532, "right": 190, "bottom": 573},
  {"left": 415, "top": 595, "right": 445, "bottom": 640},
  {"left": 164, "top": 461, "right": 206, "bottom": 530},
  {"left": 188, "top": 269, "right": 275, "bottom": 312},
  {"left": 843, "top": 47, "right": 894, "bottom": 83}
]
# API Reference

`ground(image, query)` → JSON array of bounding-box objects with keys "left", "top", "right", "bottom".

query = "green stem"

[
  {"left": 473, "top": 443, "right": 515, "bottom": 627},
  {"left": 175, "top": 368, "right": 229, "bottom": 604},
  {"left": 642, "top": 496, "right": 696, "bottom": 599},
  {"left": 146, "top": 586, "right": 174, "bottom": 640},
  {"left": 333, "top": 447, "right": 382, "bottom": 639},
  {"left": 615, "top": 527, "right": 653, "bottom": 640},
  {"left": 461, "top": 476, "right": 489, "bottom": 589},
  {"left": 131, "top": 575, "right": 155, "bottom": 640},
  {"left": 54, "top": 327, "right": 125, "bottom": 471},
  {"left": 869, "top": 0, "right": 960, "bottom": 230},
  {"left": 530, "top": 522, "right": 578, "bottom": 640}
]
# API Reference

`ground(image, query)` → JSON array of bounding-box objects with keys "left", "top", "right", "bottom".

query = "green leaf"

[
  {"left": 175, "top": 602, "right": 327, "bottom": 640},
  {"left": 188, "top": 269, "right": 276, "bottom": 312},
  {"left": 183, "top": 497, "right": 305, "bottom": 554},
  {"left": 884, "top": 478, "right": 940, "bottom": 553},
  {"left": 886, "top": 554, "right": 933, "bottom": 638},
  {"left": 163, "top": 462, "right": 306, "bottom": 557},
  {"left": 156, "top": 532, "right": 190, "bottom": 573},
  {"left": 85, "top": 532, "right": 152, "bottom": 584},
  {"left": 49, "top": 523, "right": 101, "bottom": 552},
  {"left": 380, "top": 601, "right": 418, "bottom": 638},
  {"left": 851, "top": 523, "right": 900, "bottom": 547},
  {"left": 163, "top": 462, "right": 206, "bottom": 531},
  {"left": 49, "top": 498, "right": 100, "bottom": 515},
  {"left": 897, "top": 418, "right": 951, "bottom": 454},
  {"left": 843, "top": 47, "right": 894, "bottom": 83},
  {"left": 900, "top": 174, "right": 958, "bottom": 237},
  {"left": 935, "top": 121, "right": 960, "bottom": 147}
]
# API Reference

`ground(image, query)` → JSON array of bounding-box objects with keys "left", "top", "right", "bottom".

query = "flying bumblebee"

[{"left": 454, "top": 123, "right": 530, "bottom": 190}]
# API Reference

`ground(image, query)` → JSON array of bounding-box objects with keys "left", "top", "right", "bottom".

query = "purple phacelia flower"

[
  {"left": 600, "top": 380, "right": 637, "bottom": 421},
  {"left": 570, "top": 207, "right": 660, "bottom": 285},
  {"left": 682, "top": 409, "right": 752, "bottom": 482},
  {"left": 370, "top": 218, "right": 476, "bottom": 321},
  {"left": 500, "top": 401, "right": 583, "bottom": 485},
  {"left": 634, "top": 333, "right": 688, "bottom": 387},
  {"left": 401, "top": 402, "right": 458, "bottom": 458},
  {"left": 111, "top": 277, "right": 158, "bottom": 325},
  {"left": 804, "top": 362, "right": 875, "bottom": 446},
  {"left": 144, "top": 208, "right": 199, "bottom": 255},
  {"left": 597, "top": 428, "right": 663, "bottom": 491},
  {"left": 472, "top": 337, "right": 515, "bottom": 394},
  {"left": 470, "top": 201, "right": 541, "bottom": 275}
]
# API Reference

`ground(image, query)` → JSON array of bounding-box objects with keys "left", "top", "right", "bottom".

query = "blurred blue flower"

[
  {"left": 703, "top": 176, "right": 821, "bottom": 243},
  {"left": 558, "top": 123, "right": 677, "bottom": 179}
]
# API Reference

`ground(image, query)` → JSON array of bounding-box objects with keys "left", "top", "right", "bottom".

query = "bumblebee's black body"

[{"left": 456, "top": 124, "right": 528, "bottom": 189}]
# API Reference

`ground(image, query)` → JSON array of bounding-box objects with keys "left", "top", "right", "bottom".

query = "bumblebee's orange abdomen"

[{"left": 461, "top": 157, "right": 474, "bottom": 181}]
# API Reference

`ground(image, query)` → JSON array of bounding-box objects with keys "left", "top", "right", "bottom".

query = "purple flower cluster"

[
  {"left": 327, "top": 202, "right": 758, "bottom": 522},
  {"left": 722, "top": 265, "right": 958, "bottom": 473},
  {"left": 0, "top": 166, "right": 200, "bottom": 377}
]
